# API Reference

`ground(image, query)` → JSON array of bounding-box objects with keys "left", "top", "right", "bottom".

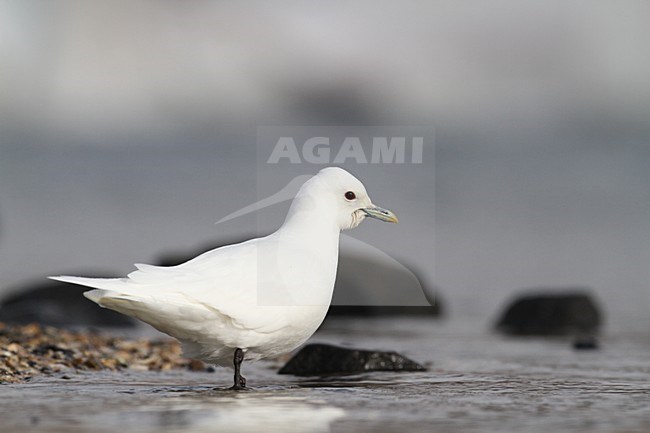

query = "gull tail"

[
  {"left": 49, "top": 275, "right": 197, "bottom": 340},
  {"left": 48, "top": 275, "right": 131, "bottom": 307}
]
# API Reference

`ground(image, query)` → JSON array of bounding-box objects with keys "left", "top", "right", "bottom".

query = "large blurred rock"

[
  {"left": 495, "top": 290, "right": 602, "bottom": 336},
  {"left": 158, "top": 236, "right": 441, "bottom": 317},
  {"left": 278, "top": 343, "right": 426, "bottom": 376},
  {"left": 0, "top": 280, "right": 136, "bottom": 328},
  {"left": 330, "top": 236, "right": 441, "bottom": 316}
]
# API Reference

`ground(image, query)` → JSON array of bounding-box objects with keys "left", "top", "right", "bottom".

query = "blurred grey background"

[{"left": 1, "top": 1, "right": 649, "bottom": 331}]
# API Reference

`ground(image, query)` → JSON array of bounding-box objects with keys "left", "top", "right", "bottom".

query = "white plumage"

[{"left": 50, "top": 167, "right": 397, "bottom": 388}]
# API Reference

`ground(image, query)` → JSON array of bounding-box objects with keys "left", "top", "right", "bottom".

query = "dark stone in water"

[
  {"left": 278, "top": 343, "right": 427, "bottom": 376},
  {"left": 0, "top": 280, "right": 136, "bottom": 328},
  {"left": 495, "top": 290, "right": 602, "bottom": 336},
  {"left": 573, "top": 337, "right": 599, "bottom": 350}
]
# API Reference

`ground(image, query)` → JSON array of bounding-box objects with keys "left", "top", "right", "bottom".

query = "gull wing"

[{"left": 52, "top": 237, "right": 293, "bottom": 337}]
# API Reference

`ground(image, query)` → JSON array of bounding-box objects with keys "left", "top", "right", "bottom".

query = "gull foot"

[
  {"left": 228, "top": 347, "right": 248, "bottom": 390},
  {"left": 227, "top": 375, "right": 247, "bottom": 391}
]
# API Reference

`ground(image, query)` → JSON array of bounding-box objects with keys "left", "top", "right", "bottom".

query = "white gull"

[{"left": 50, "top": 167, "right": 398, "bottom": 389}]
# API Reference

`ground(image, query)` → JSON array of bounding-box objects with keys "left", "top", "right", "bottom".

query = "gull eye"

[{"left": 344, "top": 191, "right": 356, "bottom": 201}]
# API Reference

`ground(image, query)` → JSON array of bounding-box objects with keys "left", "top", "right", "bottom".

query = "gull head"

[{"left": 290, "top": 167, "right": 398, "bottom": 230}]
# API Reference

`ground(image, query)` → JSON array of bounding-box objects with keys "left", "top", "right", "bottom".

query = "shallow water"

[{"left": 3, "top": 318, "right": 650, "bottom": 433}]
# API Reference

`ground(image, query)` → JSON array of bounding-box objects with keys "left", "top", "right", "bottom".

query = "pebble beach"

[{"left": 0, "top": 323, "right": 203, "bottom": 384}]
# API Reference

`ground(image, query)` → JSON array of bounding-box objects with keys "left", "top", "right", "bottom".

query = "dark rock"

[
  {"left": 0, "top": 280, "right": 136, "bottom": 328},
  {"left": 495, "top": 290, "right": 602, "bottom": 336},
  {"left": 327, "top": 305, "right": 441, "bottom": 317},
  {"left": 158, "top": 238, "right": 442, "bottom": 317},
  {"left": 333, "top": 236, "right": 440, "bottom": 315},
  {"left": 32, "top": 344, "right": 75, "bottom": 357},
  {"left": 278, "top": 343, "right": 427, "bottom": 376},
  {"left": 573, "top": 337, "right": 599, "bottom": 350},
  {"left": 156, "top": 236, "right": 254, "bottom": 268}
]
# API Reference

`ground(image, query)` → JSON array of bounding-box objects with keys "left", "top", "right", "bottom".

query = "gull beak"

[{"left": 362, "top": 205, "right": 399, "bottom": 223}]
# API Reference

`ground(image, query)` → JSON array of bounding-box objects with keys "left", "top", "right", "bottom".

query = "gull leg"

[{"left": 229, "top": 348, "right": 247, "bottom": 390}]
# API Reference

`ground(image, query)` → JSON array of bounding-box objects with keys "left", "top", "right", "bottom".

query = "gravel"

[{"left": 0, "top": 322, "right": 207, "bottom": 383}]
